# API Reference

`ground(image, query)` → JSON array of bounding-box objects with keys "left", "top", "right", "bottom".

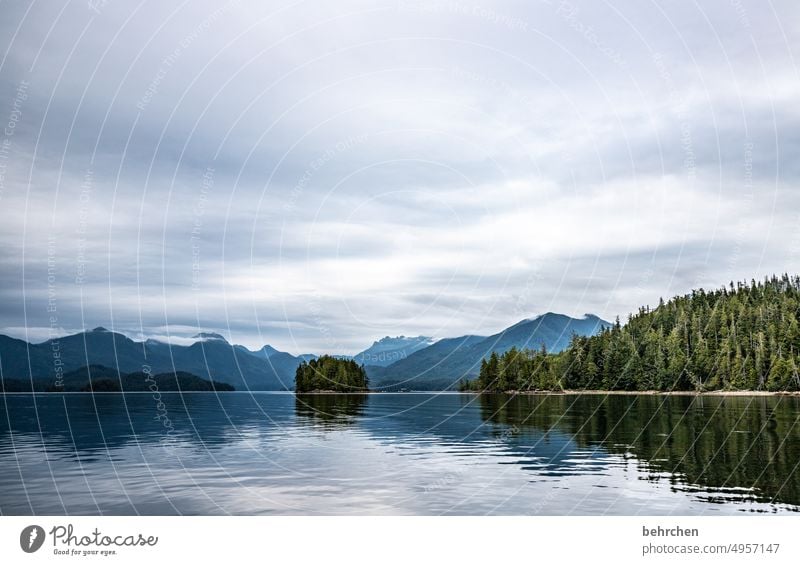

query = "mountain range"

[
  {"left": 352, "top": 336, "right": 434, "bottom": 366},
  {"left": 0, "top": 313, "right": 608, "bottom": 391},
  {"left": 0, "top": 364, "right": 235, "bottom": 392},
  {"left": 365, "top": 313, "right": 609, "bottom": 390},
  {"left": 0, "top": 328, "right": 311, "bottom": 391}
]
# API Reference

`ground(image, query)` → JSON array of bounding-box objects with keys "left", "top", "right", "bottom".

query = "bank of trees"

[
  {"left": 462, "top": 275, "right": 800, "bottom": 392},
  {"left": 295, "top": 355, "right": 369, "bottom": 392}
]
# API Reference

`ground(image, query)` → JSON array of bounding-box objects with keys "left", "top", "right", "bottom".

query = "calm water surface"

[{"left": 1, "top": 392, "right": 799, "bottom": 515}]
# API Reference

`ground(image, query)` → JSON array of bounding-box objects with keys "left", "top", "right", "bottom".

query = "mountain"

[
  {"left": 0, "top": 334, "right": 52, "bottom": 378},
  {"left": 0, "top": 314, "right": 607, "bottom": 392},
  {"left": 0, "top": 364, "right": 234, "bottom": 392},
  {"left": 464, "top": 275, "right": 800, "bottom": 393},
  {"left": 367, "top": 313, "right": 609, "bottom": 390},
  {"left": 193, "top": 332, "right": 228, "bottom": 341},
  {"left": 353, "top": 335, "right": 434, "bottom": 367},
  {"left": 365, "top": 334, "right": 486, "bottom": 390},
  {"left": 480, "top": 313, "right": 608, "bottom": 355},
  {"left": 0, "top": 329, "right": 306, "bottom": 391},
  {"left": 254, "top": 344, "right": 280, "bottom": 358}
]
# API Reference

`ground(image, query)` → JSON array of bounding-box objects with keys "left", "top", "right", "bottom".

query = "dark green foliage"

[
  {"left": 464, "top": 275, "right": 800, "bottom": 392},
  {"left": 294, "top": 394, "right": 368, "bottom": 427},
  {"left": 368, "top": 315, "right": 608, "bottom": 390},
  {"left": 462, "top": 344, "right": 565, "bottom": 392},
  {"left": 477, "top": 393, "right": 800, "bottom": 508},
  {"left": 295, "top": 355, "right": 369, "bottom": 392}
]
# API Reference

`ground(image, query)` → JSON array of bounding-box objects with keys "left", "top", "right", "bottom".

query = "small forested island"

[
  {"left": 295, "top": 355, "right": 369, "bottom": 393},
  {"left": 461, "top": 275, "right": 800, "bottom": 393}
]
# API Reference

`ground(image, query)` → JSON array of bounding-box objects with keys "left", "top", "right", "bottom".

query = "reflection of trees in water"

[
  {"left": 478, "top": 393, "right": 800, "bottom": 508},
  {"left": 294, "top": 394, "right": 368, "bottom": 428},
  {"left": 5, "top": 391, "right": 799, "bottom": 510}
]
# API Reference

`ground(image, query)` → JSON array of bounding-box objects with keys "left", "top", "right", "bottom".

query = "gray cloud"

[{"left": 1, "top": 0, "right": 798, "bottom": 353}]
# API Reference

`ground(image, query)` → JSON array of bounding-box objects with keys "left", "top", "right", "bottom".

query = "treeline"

[
  {"left": 462, "top": 275, "right": 800, "bottom": 392},
  {"left": 295, "top": 355, "right": 369, "bottom": 392}
]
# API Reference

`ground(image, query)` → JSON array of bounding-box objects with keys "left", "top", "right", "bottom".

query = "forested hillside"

[
  {"left": 464, "top": 275, "right": 800, "bottom": 392},
  {"left": 295, "top": 355, "right": 369, "bottom": 392}
]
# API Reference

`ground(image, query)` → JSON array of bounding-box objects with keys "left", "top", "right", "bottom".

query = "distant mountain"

[
  {"left": 480, "top": 313, "right": 608, "bottom": 355},
  {"left": 353, "top": 335, "right": 433, "bottom": 367},
  {"left": 365, "top": 334, "right": 486, "bottom": 390},
  {"left": 367, "top": 313, "right": 609, "bottom": 391},
  {"left": 0, "top": 364, "right": 234, "bottom": 392},
  {"left": 193, "top": 332, "right": 228, "bottom": 341},
  {"left": 0, "top": 329, "right": 306, "bottom": 391},
  {"left": 0, "top": 314, "right": 607, "bottom": 392},
  {"left": 0, "top": 334, "right": 52, "bottom": 378},
  {"left": 255, "top": 344, "right": 280, "bottom": 358}
]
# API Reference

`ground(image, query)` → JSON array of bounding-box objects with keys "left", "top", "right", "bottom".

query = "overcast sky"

[{"left": 0, "top": 0, "right": 798, "bottom": 354}]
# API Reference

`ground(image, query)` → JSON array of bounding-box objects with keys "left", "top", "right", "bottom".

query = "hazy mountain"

[
  {"left": 193, "top": 332, "right": 228, "bottom": 341},
  {"left": 353, "top": 335, "right": 434, "bottom": 367},
  {"left": 478, "top": 313, "right": 609, "bottom": 355},
  {"left": 365, "top": 334, "right": 487, "bottom": 390},
  {"left": 0, "top": 328, "right": 306, "bottom": 391},
  {"left": 368, "top": 313, "right": 609, "bottom": 391},
  {"left": 157, "top": 336, "right": 285, "bottom": 390},
  {"left": 0, "top": 314, "right": 607, "bottom": 391},
  {"left": 255, "top": 344, "right": 280, "bottom": 358},
  {"left": 0, "top": 334, "right": 52, "bottom": 378},
  {"left": 0, "top": 364, "right": 234, "bottom": 392}
]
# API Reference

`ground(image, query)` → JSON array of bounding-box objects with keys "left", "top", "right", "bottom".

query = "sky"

[{"left": 0, "top": 0, "right": 798, "bottom": 354}]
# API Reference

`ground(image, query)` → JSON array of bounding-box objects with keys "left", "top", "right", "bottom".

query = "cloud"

[{"left": 1, "top": 0, "right": 798, "bottom": 353}]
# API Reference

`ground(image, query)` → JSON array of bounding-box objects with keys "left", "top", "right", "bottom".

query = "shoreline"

[
  {"left": 297, "top": 389, "right": 800, "bottom": 396},
  {"left": 504, "top": 389, "right": 800, "bottom": 397},
  {"left": 2, "top": 390, "right": 798, "bottom": 396}
]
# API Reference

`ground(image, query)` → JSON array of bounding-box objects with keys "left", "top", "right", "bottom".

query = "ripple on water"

[{"left": 1, "top": 392, "right": 799, "bottom": 515}]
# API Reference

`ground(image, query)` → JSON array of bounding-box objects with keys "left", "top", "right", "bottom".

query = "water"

[{"left": 1, "top": 392, "right": 799, "bottom": 515}]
